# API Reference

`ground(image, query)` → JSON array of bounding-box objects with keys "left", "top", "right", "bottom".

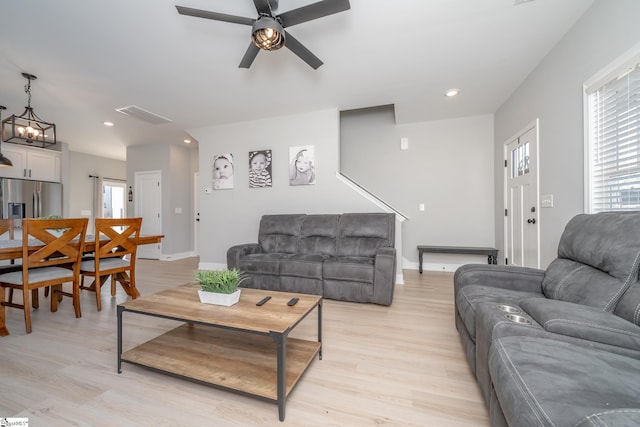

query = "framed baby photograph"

[
  {"left": 248, "top": 149, "right": 273, "bottom": 188},
  {"left": 289, "top": 145, "right": 315, "bottom": 186},
  {"left": 212, "top": 153, "right": 234, "bottom": 190}
]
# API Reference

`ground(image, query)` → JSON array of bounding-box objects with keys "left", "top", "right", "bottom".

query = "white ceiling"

[{"left": 0, "top": 0, "right": 594, "bottom": 161}]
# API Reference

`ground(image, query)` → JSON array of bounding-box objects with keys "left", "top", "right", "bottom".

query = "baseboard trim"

[
  {"left": 198, "top": 261, "right": 227, "bottom": 271},
  {"left": 159, "top": 251, "right": 196, "bottom": 261}
]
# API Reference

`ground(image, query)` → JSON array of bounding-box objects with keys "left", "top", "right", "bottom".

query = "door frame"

[
  {"left": 503, "top": 119, "right": 540, "bottom": 268},
  {"left": 193, "top": 171, "right": 200, "bottom": 257}
]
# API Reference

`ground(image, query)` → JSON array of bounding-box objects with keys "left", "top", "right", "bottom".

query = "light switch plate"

[
  {"left": 400, "top": 138, "right": 409, "bottom": 150},
  {"left": 541, "top": 194, "right": 554, "bottom": 208}
]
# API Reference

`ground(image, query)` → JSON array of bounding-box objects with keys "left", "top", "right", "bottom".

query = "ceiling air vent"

[{"left": 115, "top": 105, "right": 173, "bottom": 124}]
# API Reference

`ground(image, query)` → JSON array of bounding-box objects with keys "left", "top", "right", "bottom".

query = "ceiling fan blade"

[
  {"left": 252, "top": 0, "right": 272, "bottom": 15},
  {"left": 278, "top": 0, "right": 350, "bottom": 28},
  {"left": 284, "top": 32, "right": 323, "bottom": 69},
  {"left": 239, "top": 43, "right": 261, "bottom": 68},
  {"left": 175, "top": 5, "right": 254, "bottom": 26}
]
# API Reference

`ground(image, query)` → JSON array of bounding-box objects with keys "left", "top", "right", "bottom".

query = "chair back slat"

[
  {"left": 23, "top": 218, "right": 89, "bottom": 269},
  {"left": 94, "top": 217, "right": 142, "bottom": 262}
]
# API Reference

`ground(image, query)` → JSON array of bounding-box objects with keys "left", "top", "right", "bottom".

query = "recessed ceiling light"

[
  {"left": 445, "top": 89, "right": 459, "bottom": 97},
  {"left": 103, "top": 121, "right": 115, "bottom": 127},
  {"left": 184, "top": 139, "right": 191, "bottom": 144}
]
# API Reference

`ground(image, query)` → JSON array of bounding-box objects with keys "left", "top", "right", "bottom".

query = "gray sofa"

[
  {"left": 227, "top": 213, "right": 396, "bottom": 305},
  {"left": 454, "top": 212, "right": 640, "bottom": 426}
]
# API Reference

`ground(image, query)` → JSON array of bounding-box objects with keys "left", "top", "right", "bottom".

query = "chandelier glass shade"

[
  {"left": 1, "top": 73, "right": 56, "bottom": 148},
  {"left": 251, "top": 17, "right": 285, "bottom": 51},
  {"left": 0, "top": 106, "right": 14, "bottom": 167}
]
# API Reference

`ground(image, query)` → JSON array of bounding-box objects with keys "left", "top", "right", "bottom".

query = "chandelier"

[
  {"left": 0, "top": 107, "right": 13, "bottom": 167},
  {"left": 1, "top": 73, "right": 57, "bottom": 148}
]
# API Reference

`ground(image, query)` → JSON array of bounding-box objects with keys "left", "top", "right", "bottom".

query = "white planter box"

[{"left": 198, "top": 289, "right": 241, "bottom": 306}]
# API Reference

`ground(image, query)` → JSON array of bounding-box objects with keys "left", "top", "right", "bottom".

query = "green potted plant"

[{"left": 195, "top": 268, "right": 246, "bottom": 306}]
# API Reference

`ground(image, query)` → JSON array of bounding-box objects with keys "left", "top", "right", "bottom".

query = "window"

[
  {"left": 102, "top": 180, "right": 126, "bottom": 219},
  {"left": 586, "top": 57, "right": 640, "bottom": 213}
]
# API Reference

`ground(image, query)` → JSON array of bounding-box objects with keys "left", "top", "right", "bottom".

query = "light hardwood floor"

[{"left": 0, "top": 258, "right": 489, "bottom": 426}]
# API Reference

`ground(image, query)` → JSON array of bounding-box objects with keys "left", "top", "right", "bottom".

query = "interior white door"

[
  {"left": 505, "top": 123, "right": 539, "bottom": 268},
  {"left": 135, "top": 171, "right": 162, "bottom": 259},
  {"left": 194, "top": 172, "right": 200, "bottom": 256}
]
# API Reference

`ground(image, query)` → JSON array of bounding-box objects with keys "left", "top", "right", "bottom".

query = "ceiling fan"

[{"left": 175, "top": 0, "right": 350, "bottom": 69}]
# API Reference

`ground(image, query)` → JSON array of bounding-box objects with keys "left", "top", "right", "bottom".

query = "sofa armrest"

[
  {"left": 521, "top": 298, "right": 640, "bottom": 351},
  {"left": 226, "top": 243, "right": 262, "bottom": 270},
  {"left": 454, "top": 264, "right": 545, "bottom": 296},
  {"left": 372, "top": 247, "right": 396, "bottom": 306}
]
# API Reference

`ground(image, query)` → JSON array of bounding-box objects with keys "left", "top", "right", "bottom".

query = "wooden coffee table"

[{"left": 117, "top": 284, "right": 322, "bottom": 421}]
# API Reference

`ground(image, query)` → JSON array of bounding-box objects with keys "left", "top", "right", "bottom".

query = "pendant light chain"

[{"left": 25, "top": 77, "right": 32, "bottom": 108}]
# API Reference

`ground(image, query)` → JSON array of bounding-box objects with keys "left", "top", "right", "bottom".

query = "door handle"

[{"left": 527, "top": 218, "right": 536, "bottom": 224}]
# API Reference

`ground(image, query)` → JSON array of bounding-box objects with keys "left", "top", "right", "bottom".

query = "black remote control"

[
  {"left": 287, "top": 297, "right": 299, "bottom": 306},
  {"left": 256, "top": 296, "right": 271, "bottom": 306}
]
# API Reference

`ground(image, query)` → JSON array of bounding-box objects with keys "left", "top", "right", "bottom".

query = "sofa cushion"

[
  {"left": 237, "top": 253, "right": 287, "bottom": 275},
  {"left": 280, "top": 254, "right": 324, "bottom": 279},
  {"left": 299, "top": 214, "right": 338, "bottom": 256},
  {"left": 258, "top": 214, "right": 304, "bottom": 254},
  {"left": 324, "top": 256, "right": 374, "bottom": 283},
  {"left": 542, "top": 258, "right": 627, "bottom": 309},
  {"left": 489, "top": 336, "right": 640, "bottom": 427},
  {"left": 337, "top": 213, "right": 394, "bottom": 258},
  {"left": 542, "top": 212, "right": 640, "bottom": 309},
  {"left": 615, "top": 282, "right": 640, "bottom": 326},
  {"left": 456, "top": 285, "right": 544, "bottom": 341}
]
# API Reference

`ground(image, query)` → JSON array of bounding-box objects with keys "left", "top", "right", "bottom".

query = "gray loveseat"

[
  {"left": 454, "top": 212, "right": 640, "bottom": 426},
  {"left": 227, "top": 213, "right": 396, "bottom": 305}
]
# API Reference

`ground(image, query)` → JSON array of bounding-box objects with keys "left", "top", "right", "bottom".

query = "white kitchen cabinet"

[{"left": 0, "top": 144, "right": 61, "bottom": 182}]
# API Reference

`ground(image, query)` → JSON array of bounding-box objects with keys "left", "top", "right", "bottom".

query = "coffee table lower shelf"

[{"left": 121, "top": 323, "right": 321, "bottom": 403}]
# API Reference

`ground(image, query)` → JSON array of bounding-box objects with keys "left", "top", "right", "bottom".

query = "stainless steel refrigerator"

[{"left": 0, "top": 178, "right": 63, "bottom": 227}]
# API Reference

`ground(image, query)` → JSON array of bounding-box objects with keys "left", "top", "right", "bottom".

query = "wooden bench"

[{"left": 418, "top": 245, "right": 498, "bottom": 273}]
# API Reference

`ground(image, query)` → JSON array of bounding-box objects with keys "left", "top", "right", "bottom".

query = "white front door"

[
  {"left": 135, "top": 171, "right": 162, "bottom": 259},
  {"left": 505, "top": 121, "right": 540, "bottom": 268}
]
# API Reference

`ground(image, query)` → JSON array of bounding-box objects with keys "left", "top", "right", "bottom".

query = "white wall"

[
  {"left": 494, "top": 0, "right": 640, "bottom": 268},
  {"left": 189, "top": 108, "right": 383, "bottom": 268},
  {"left": 341, "top": 108, "right": 495, "bottom": 271}
]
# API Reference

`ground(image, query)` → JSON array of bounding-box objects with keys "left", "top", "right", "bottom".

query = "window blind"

[{"left": 588, "top": 63, "right": 640, "bottom": 212}]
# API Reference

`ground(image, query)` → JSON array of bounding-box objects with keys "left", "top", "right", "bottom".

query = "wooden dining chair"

[
  {"left": 0, "top": 218, "right": 14, "bottom": 240},
  {"left": 80, "top": 217, "right": 142, "bottom": 311},
  {"left": 0, "top": 218, "right": 25, "bottom": 306},
  {"left": 0, "top": 218, "right": 88, "bottom": 334}
]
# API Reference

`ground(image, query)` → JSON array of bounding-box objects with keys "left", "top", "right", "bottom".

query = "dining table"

[{"left": 0, "top": 234, "right": 164, "bottom": 337}]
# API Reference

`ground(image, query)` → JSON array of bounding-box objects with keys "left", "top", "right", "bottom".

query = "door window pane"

[{"left": 511, "top": 142, "right": 530, "bottom": 178}]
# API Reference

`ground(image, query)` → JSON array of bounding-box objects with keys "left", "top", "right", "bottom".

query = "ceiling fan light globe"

[{"left": 251, "top": 17, "right": 285, "bottom": 51}]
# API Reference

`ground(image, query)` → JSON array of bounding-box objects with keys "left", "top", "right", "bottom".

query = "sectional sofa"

[
  {"left": 227, "top": 213, "right": 396, "bottom": 305},
  {"left": 454, "top": 212, "right": 640, "bottom": 426}
]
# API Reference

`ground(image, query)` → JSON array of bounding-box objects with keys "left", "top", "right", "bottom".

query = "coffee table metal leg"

[
  {"left": 318, "top": 300, "right": 323, "bottom": 360},
  {"left": 117, "top": 305, "right": 123, "bottom": 373},
  {"left": 273, "top": 332, "right": 287, "bottom": 421}
]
